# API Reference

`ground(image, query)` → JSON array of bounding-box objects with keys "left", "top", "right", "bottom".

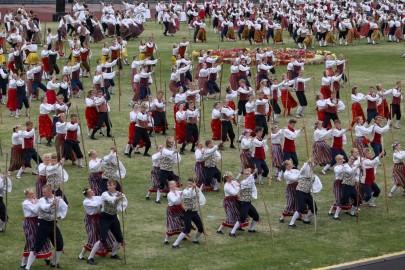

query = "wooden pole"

[
  {"left": 254, "top": 168, "right": 274, "bottom": 241},
  {"left": 194, "top": 185, "right": 210, "bottom": 254},
  {"left": 202, "top": 90, "right": 205, "bottom": 132},
  {"left": 43, "top": 22, "right": 47, "bottom": 45},
  {"left": 356, "top": 157, "right": 362, "bottom": 224},
  {"left": 53, "top": 184, "right": 59, "bottom": 270},
  {"left": 219, "top": 63, "right": 224, "bottom": 99},
  {"left": 76, "top": 106, "right": 88, "bottom": 171},
  {"left": 3, "top": 153, "right": 9, "bottom": 233},
  {"left": 158, "top": 53, "right": 162, "bottom": 92},
  {"left": 148, "top": 99, "right": 158, "bottom": 148},
  {"left": 113, "top": 139, "right": 127, "bottom": 264},
  {"left": 381, "top": 137, "right": 389, "bottom": 214}
]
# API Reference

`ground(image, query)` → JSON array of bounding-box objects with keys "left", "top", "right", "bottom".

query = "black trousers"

[
  {"left": 99, "top": 213, "right": 123, "bottom": 244},
  {"left": 153, "top": 111, "right": 167, "bottom": 134},
  {"left": 340, "top": 184, "right": 359, "bottom": 207},
  {"left": 0, "top": 81, "right": 7, "bottom": 95},
  {"left": 17, "top": 93, "right": 29, "bottom": 109},
  {"left": 49, "top": 61, "right": 60, "bottom": 76},
  {"left": 33, "top": 219, "right": 64, "bottom": 252},
  {"left": 323, "top": 112, "right": 339, "bottom": 128},
  {"left": 239, "top": 201, "right": 259, "bottom": 223},
  {"left": 94, "top": 112, "right": 111, "bottom": 134},
  {"left": 132, "top": 126, "right": 151, "bottom": 151},
  {"left": 296, "top": 190, "right": 317, "bottom": 213},
  {"left": 238, "top": 100, "right": 248, "bottom": 116},
  {"left": 207, "top": 80, "right": 220, "bottom": 94},
  {"left": 203, "top": 166, "right": 221, "bottom": 186},
  {"left": 32, "top": 81, "right": 47, "bottom": 95},
  {"left": 183, "top": 210, "right": 203, "bottom": 234},
  {"left": 221, "top": 121, "right": 235, "bottom": 143},
  {"left": 159, "top": 170, "right": 176, "bottom": 190},
  {"left": 163, "top": 21, "right": 169, "bottom": 35},
  {"left": 67, "top": 24, "right": 75, "bottom": 35},
  {"left": 296, "top": 91, "right": 307, "bottom": 106},
  {"left": 270, "top": 100, "right": 281, "bottom": 114},
  {"left": 64, "top": 140, "right": 83, "bottom": 160},
  {"left": 392, "top": 104, "right": 401, "bottom": 120},
  {"left": 185, "top": 123, "right": 198, "bottom": 144},
  {"left": 0, "top": 197, "right": 5, "bottom": 222},
  {"left": 23, "top": 148, "right": 42, "bottom": 167},
  {"left": 254, "top": 114, "right": 268, "bottom": 136},
  {"left": 366, "top": 108, "right": 378, "bottom": 124}
]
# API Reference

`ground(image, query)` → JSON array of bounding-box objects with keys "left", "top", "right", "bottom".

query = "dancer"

[
  {"left": 17, "top": 121, "right": 43, "bottom": 178},
  {"left": 390, "top": 142, "right": 405, "bottom": 197},
  {"left": 164, "top": 180, "right": 185, "bottom": 244},
  {"left": 202, "top": 140, "right": 222, "bottom": 191},
  {"left": 88, "top": 150, "right": 104, "bottom": 196},
  {"left": 362, "top": 148, "right": 383, "bottom": 207},
  {"left": 0, "top": 173, "right": 11, "bottom": 232}
]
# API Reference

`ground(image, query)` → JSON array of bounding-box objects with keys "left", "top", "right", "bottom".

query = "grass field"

[{"left": 0, "top": 21, "right": 404, "bottom": 270}]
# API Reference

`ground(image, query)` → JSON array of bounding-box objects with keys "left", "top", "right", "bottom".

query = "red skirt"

[
  {"left": 169, "top": 80, "right": 178, "bottom": 95},
  {"left": 85, "top": 107, "right": 98, "bottom": 129},
  {"left": 245, "top": 112, "right": 256, "bottom": 131},
  {"left": 211, "top": 118, "right": 221, "bottom": 140},
  {"left": 130, "top": 123, "right": 145, "bottom": 148},
  {"left": 42, "top": 57, "right": 51, "bottom": 73},
  {"left": 9, "top": 144, "right": 24, "bottom": 171},
  {"left": 45, "top": 90, "right": 56, "bottom": 105},
  {"left": 39, "top": 114, "right": 54, "bottom": 139},
  {"left": 6, "top": 88, "right": 18, "bottom": 111},
  {"left": 84, "top": 214, "right": 115, "bottom": 256},
  {"left": 377, "top": 100, "right": 390, "bottom": 119},
  {"left": 166, "top": 205, "right": 185, "bottom": 236},
  {"left": 8, "top": 61, "right": 16, "bottom": 73},
  {"left": 351, "top": 103, "right": 365, "bottom": 126},
  {"left": 175, "top": 121, "right": 187, "bottom": 144},
  {"left": 281, "top": 90, "right": 298, "bottom": 109},
  {"left": 23, "top": 217, "right": 52, "bottom": 259},
  {"left": 318, "top": 109, "right": 331, "bottom": 129},
  {"left": 392, "top": 163, "right": 405, "bottom": 187},
  {"left": 229, "top": 73, "right": 239, "bottom": 90},
  {"left": 359, "top": 23, "right": 370, "bottom": 36},
  {"left": 198, "top": 77, "right": 209, "bottom": 96},
  {"left": 321, "top": 85, "right": 331, "bottom": 99},
  {"left": 132, "top": 82, "right": 140, "bottom": 101}
]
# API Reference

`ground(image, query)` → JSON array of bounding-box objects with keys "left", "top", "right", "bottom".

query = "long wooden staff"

[
  {"left": 0, "top": 139, "right": 3, "bottom": 157},
  {"left": 153, "top": 71, "right": 158, "bottom": 97},
  {"left": 36, "top": 118, "right": 40, "bottom": 166},
  {"left": 219, "top": 63, "right": 224, "bottom": 99},
  {"left": 76, "top": 106, "right": 88, "bottom": 171},
  {"left": 158, "top": 53, "right": 162, "bottom": 92},
  {"left": 302, "top": 117, "right": 317, "bottom": 231},
  {"left": 164, "top": 82, "right": 168, "bottom": 138},
  {"left": 59, "top": 147, "right": 66, "bottom": 202},
  {"left": 193, "top": 184, "right": 210, "bottom": 253},
  {"left": 148, "top": 99, "right": 158, "bottom": 148},
  {"left": 356, "top": 156, "right": 362, "bottom": 224},
  {"left": 3, "top": 153, "right": 9, "bottom": 233},
  {"left": 43, "top": 22, "right": 47, "bottom": 45},
  {"left": 202, "top": 90, "right": 205, "bottom": 131},
  {"left": 113, "top": 139, "right": 127, "bottom": 264},
  {"left": 53, "top": 183, "right": 59, "bottom": 270},
  {"left": 347, "top": 59, "right": 350, "bottom": 89},
  {"left": 381, "top": 137, "right": 389, "bottom": 214},
  {"left": 118, "top": 50, "right": 122, "bottom": 112},
  {"left": 254, "top": 167, "right": 274, "bottom": 241}
]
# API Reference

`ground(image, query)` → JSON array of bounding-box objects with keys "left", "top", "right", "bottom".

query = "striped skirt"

[
  {"left": 9, "top": 144, "right": 24, "bottom": 172},
  {"left": 166, "top": 205, "right": 185, "bottom": 236},
  {"left": 222, "top": 196, "right": 243, "bottom": 227},
  {"left": 150, "top": 167, "right": 161, "bottom": 190},
  {"left": 240, "top": 151, "right": 255, "bottom": 171},
  {"left": 392, "top": 163, "right": 405, "bottom": 187},
  {"left": 354, "top": 137, "right": 368, "bottom": 157},
  {"left": 36, "top": 175, "right": 47, "bottom": 199},
  {"left": 271, "top": 144, "right": 283, "bottom": 168},
  {"left": 84, "top": 213, "right": 115, "bottom": 256},
  {"left": 23, "top": 217, "right": 52, "bottom": 258},
  {"left": 88, "top": 172, "right": 103, "bottom": 196},
  {"left": 333, "top": 180, "right": 343, "bottom": 204},
  {"left": 283, "top": 182, "right": 298, "bottom": 215},
  {"left": 313, "top": 141, "right": 332, "bottom": 166},
  {"left": 195, "top": 162, "right": 205, "bottom": 186}
]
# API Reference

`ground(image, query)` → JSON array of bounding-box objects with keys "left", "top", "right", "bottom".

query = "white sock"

[
  {"left": 323, "top": 164, "right": 331, "bottom": 172},
  {"left": 367, "top": 37, "right": 371, "bottom": 43},
  {"left": 274, "top": 114, "right": 279, "bottom": 121},
  {"left": 112, "top": 241, "right": 120, "bottom": 255},
  {"left": 78, "top": 158, "right": 83, "bottom": 166},
  {"left": 370, "top": 197, "right": 377, "bottom": 204},
  {"left": 305, "top": 210, "right": 313, "bottom": 222},
  {"left": 390, "top": 185, "right": 398, "bottom": 194},
  {"left": 289, "top": 211, "right": 300, "bottom": 225},
  {"left": 194, "top": 232, "right": 201, "bottom": 241},
  {"left": 53, "top": 251, "right": 62, "bottom": 265},
  {"left": 350, "top": 205, "right": 356, "bottom": 215},
  {"left": 17, "top": 167, "right": 24, "bottom": 177},
  {"left": 319, "top": 40, "right": 322, "bottom": 47},
  {"left": 328, "top": 204, "right": 334, "bottom": 214},
  {"left": 277, "top": 171, "right": 283, "bottom": 179},
  {"left": 156, "top": 190, "right": 161, "bottom": 202},
  {"left": 146, "top": 191, "right": 150, "bottom": 197},
  {"left": 296, "top": 106, "right": 302, "bottom": 115},
  {"left": 235, "top": 173, "right": 242, "bottom": 181},
  {"left": 334, "top": 207, "right": 341, "bottom": 218},
  {"left": 88, "top": 241, "right": 100, "bottom": 259},
  {"left": 258, "top": 175, "right": 263, "bottom": 183},
  {"left": 16, "top": 109, "right": 20, "bottom": 116},
  {"left": 217, "top": 225, "right": 224, "bottom": 232},
  {"left": 231, "top": 221, "right": 240, "bottom": 234},
  {"left": 339, "top": 38, "right": 342, "bottom": 45},
  {"left": 213, "top": 179, "right": 219, "bottom": 191},
  {"left": 173, "top": 232, "right": 187, "bottom": 246},
  {"left": 125, "top": 144, "right": 130, "bottom": 154},
  {"left": 87, "top": 128, "right": 91, "bottom": 136},
  {"left": 25, "top": 251, "right": 37, "bottom": 270},
  {"left": 21, "top": 256, "right": 28, "bottom": 267},
  {"left": 249, "top": 220, "right": 258, "bottom": 231},
  {"left": 78, "top": 247, "right": 87, "bottom": 259},
  {"left": 389, "top": 35, "right": 392, "bottom": 41},
  {"left": 395, "top": 120, "right": 400, "bottom": 128},
  {"left": 164, "top": 234, "right": 170, "bottom": 242},
  {"left": 301, "top": 106, "right": 306, "bottom": 114}
]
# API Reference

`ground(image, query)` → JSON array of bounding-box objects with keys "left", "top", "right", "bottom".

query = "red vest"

[
  {"left": 97, "top": 101, "right": 107, "bottom": 112},
  {"left": 209, "top": 72, "right": 217, "bottom": 82},
  {"left": 80, "top": 50, "right": 89, "bottom": 61},
  {"left": 72, "top": 69, "right": 80, "bottom": 80},
  {"left": 336, "top": 63, "right": 344, "bottom": 73},
  {"left": 297, "top": 81, "right": 304, "bottom": 92},
  {"left": 283, "top": 126, "right": 296, "bottom": 152},
  {"left": 256, "top": 103, "right": 266, "bottom": 115},
  {"left": 254, "top": 145, "right": 265, "bottom": 160},
  {"left": 367, "top": 95, "right": 377, "bottom": 109},
  {"left": 392, "top": 95, "right": 401, "bottom": 105},
  {"left": 293, "top": 65, "right": 301, "bottom": 72},
  {"left": 66, "top": 124, "right": 78, "bottom": 141},
  {"left": 239, "top": 92, "right": 249, "bottom": 101},
  {"left": 325, "top": 99, "right": 338, "bottom": 114},
  {"left": 23, "top": 133, "right": 34, "bottom": 149},
  {"left": 333, "top": 81, "right": 340, "bottom": 92},
  {"left": 272, "top": 89, "right": 278, "bottom": 102},
  {"left": 33, "top": 69, "right": 42, "bottom": 82},
  {"left": 372, "top": 124, "right": 381, "bottom": 144},
  {"left": 332, "top": 134, "right": 343, "bottom": 150},
  {"left": 365, "top": 164, "right": 375, "bottom": 186},
  {"left": 140, "top": 77, "right": 149, "bottom": 87}
]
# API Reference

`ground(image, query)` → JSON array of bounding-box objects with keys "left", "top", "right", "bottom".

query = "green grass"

[{"left": 1, "top": 21, "right": 405, "bottom": 270}]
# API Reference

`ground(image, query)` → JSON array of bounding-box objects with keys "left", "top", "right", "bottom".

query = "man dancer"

[
  {"left": 252, "top": 127, "right": 269, "bottom": 185},
  {"left": 362, "top": 148, "right": 383, "bottom": 207},
  {"left": 292, "top": 70, "right": 313, "bottom": 118},
  {"left": 65, "top": 114, "right": 85, "bottom": 168},
  {"left": 91, "top": 90, "right": 111, "bottom": 140},
  {"left": 370, "top": 116, "right": 390, "bottom": 157},
  {"left": 25, "top": 184, "right": 68, "bottom": 270},
  {"left": 130, "top": 103, "right": 152, "bottom": 157},
  {"left": 180, "top": 101, "right": 199, "bottom": 155},
  {"left": 220, "top": 99, "right": 237, "bottom": 149},
  {"left": 17, "top": 121, "right": 43, "bottom": 178}
]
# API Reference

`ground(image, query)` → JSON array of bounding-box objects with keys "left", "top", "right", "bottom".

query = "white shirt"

[
  {"left": 22, "top": 199, "right": 39, "bottom": 218},
  {"left": 38, "top": 196, "right": 68, "bottom": 219},
  {"left": 167, "top": 190, "right": 182, "bottom": 206},
  {"left": 83, "top": 196, "right": 102, "bottom": 215},
  {"left": 240, "top": 174, "right": 257, "bottom": 200},
  {"left": 89, "top": 158, "right": 103, "bottom": 173},
  {"left": 224, "top": 181, "right": 240, "bottom": 197}
]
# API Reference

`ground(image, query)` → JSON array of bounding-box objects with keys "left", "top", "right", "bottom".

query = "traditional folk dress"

[
  {"left": 36, "top": 164, "right": 47, "bottom": 199},
  {"left": 38, "top": 103, "right": 54, "bottom": 141},
  {"left": 351, "top": 93, "right": 366, "bottom": 126},
  {"left": 271, "top": 130, "right": 284, "bottom": 170},
  {"left": 82, "top": 196, "right": 115, "bottom": 256},
  {"left": 175, "top": 110, "right": 187, "bottom": 144},
  {"left": 281, "top": 167, "right": 300, "bottom": 221},
  {"left": 202, "top": 145, "right": 221, "bottom": 190},
  {"left": 245, "top": 100, "right": 256, "bottom": 131},
  {"left": 391, "top": 150, "right": 405, "bottom": 195},
  {"left": 377, "top": 89, "right": 392, "bottom": 120},
  {"left": 240, "top": 136, "right": 255, "bottom": 172},
  {"left": 211, "top": 108, "right": 221, "bottom": 141},
  {"left": 88, "top": 158, "right": 104, "bottom": 196},
  {"left": 280, "top": 81, "right": 298, "bottom": 116},
  {"left": 165, "top": 189, "right": 185, "bottom": 241},
  {"left": 194, "top": 148, "right": 205, "bottom": 186},
  {"left": 85, "top": 97, "right": 98, "bottom": 133},
  {"left": 45, "top": 81, "right": 60, "bottom": 105},
  {"left": 147, "top": 151, "right": 163, "bottom": 200},
  {"left": 9, "top": 131, "right": 24, "bottom": 173},
  {"left": 46, "top": 164, "right": 69, "bottom": 203},
  {"left": 313, "top": 128, "right": 332, "bottom": 166},
  {"left": 21, "top": 199, "right": 52, "bottom": 263},
  {"left": 6, "top": 78, "right": 18, "bottom": 113},
  {"left": 354, "top": 124, "right": 374, "bottom": 157}
]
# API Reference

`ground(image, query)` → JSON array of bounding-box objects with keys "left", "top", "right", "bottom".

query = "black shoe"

[
  {"left": 279, "top": 219, "right": 285, "bottom": 223},
  {"left": 179, "top": 151, "right": 185, "bottom": 155},
  {"left": 237, "top": 227, "right": 245, "bottom": 231},
  {"left": 230, "top": 145, "right": 236, "bottom": 149},
  {"left": 78, "top": 256, "right": 85, "bottom": 260},
  {"left": 145, "top": 196, "right": 150, "bottom": 200},
  {"left": 216, "top": 230, "right": 224, "bottom": 234},
  {"left": 248, "top": 229, "right": 256, "bottom": 233},
  {"left": 44, "top": 259, "right": 51, "bottom": 265},
  {"left": 303, "top": 220, "right": 311, "bottom": 224},
  {"left": 21, "top": 266, "right": 26, "bottom": 269},
  {"left": 288, "top": 224, "right": 297, "bottom": 229},
  {"left": 124, "top": 153, "right": 130, "bottom": 157},
  {"left": 99, "top": 132, "right": 105, "bottom": 136},
  {"left": 155, "top": 200, "right": 161, "bottom": 204},
  {"left": 143, "top": 153, "right": 151, "bottom": 157},
  {"left": 164, "top": 241, "right": 170, "bottom": 245},
  {"left": 349, "top": 214, "right": 357, "bottom": 217},
  {"left": 110, "top": 254, "right": 121, "bottom": 260},
  {"left": 333, "top": 217, "right": 341, "bottom": 221},
  {"left": 87, "top": 258, "right": 96, "bottom": 265},
  {"left": 328, "top": 212, "right": 334, "bottom": 216},
  {"left": 50, "top": 263, "right": 63, "bottom": 269},
  {"left": 192, "top": 240, "right": 200, "bottom": 245},
  {"left": 90, "top": 136, "right": 97, "bottom": 140},
  {"left": 172, "top": 244, "right": 180, "bottom": 248},
  {"left": 106, "top": 134, "right": 112, "bottom": 138},
  {"left": 229, "top": 233, "right": 236, "bottom": 237}
]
